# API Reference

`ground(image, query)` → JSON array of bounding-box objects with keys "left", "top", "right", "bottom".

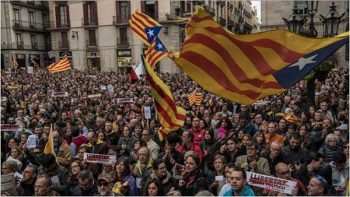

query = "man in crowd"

[
  {"left": 17, "top": 164, "right": 38, "bottom": 196},
  {"left": 97, "top": 174, "right": 114, "bottom": 196},
  {"left": 71, "top": 170, "right": 98, "bottom": 196},
  {"left": 34, "top": 175, "right": 59, "bottom": 196},
  {"left": 223, "top": 166, "right": 255, "bottom": 196}
]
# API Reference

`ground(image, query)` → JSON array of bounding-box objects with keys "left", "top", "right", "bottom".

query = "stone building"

[
  {"left": 1, "top": 1, "right": 51, "bottom": 69},
  {"left": 47, "top": 0, "right": 259, "bottom": 73}
]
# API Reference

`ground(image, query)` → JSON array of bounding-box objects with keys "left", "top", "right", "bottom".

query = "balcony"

[
  {"left": 58, "top": 41, "right": 70, "bottom": 50},
  {"left": 117, "top": 38, "right": 129, "bottom": 48},
  {"left": 12, "top": 20, "right": 50, "bottom": 33},
  {"left": 219, "top": 17, "right": 226, "bottom": 26},
  {"left": 82, "top": 18, "right": 98, "bottom": 28},
  {"left": 32, "top": 42, "right": 38, "bottom": 50},
  {"left": 228, "top": 19, "right": 234, "bottom": 27},
  {"left": 86, "top": 40, "right": 98, "bottom": 51},
  {"left": 10, "top": 1, "right": 48, "bottom": 11},
  {"left": 17, "top": 42, "right": 24, "bottom": 49},
  {"left": 48, "top": 21, "right": 70, "bottom": 31},
  {"left": 112, "top": 16, "right": 129, "bottom": 26}
]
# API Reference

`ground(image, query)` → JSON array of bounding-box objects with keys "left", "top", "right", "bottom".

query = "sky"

[{"left": 251, "top": 0, "right": 261, "bottom": 22}]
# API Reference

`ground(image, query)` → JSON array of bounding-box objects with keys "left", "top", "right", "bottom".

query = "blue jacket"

[{"left": 223, "top": 185, "right": 255, "bottom": 196}]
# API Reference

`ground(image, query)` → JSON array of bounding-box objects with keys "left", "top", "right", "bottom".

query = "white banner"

[
  {"left": 83, "top": 153, "right": 116, "bottom": 165},
  {"left": 87, "top": 93, "right": 102, "bottom": 98},
  {"left": 51, "top": 91, "right": 68, "bottom": 97},
  {"left": 246, "top": 172, "right": 297, "bottom": 195},
  {"left": 26, "top": 135, "right": 37, "bottom": 149},
  {"left": 144, "top": 106, "right": 151, "bottom": 119},
  {"left": 1, "top": 125, "right": 19, "bottom": 132},
  {"left": 27, "top": 66, "right": 34, "bottom": 74},
  {"left": 117, "top": 98, "right": 133, "bottom": 103},
  {"left": 1, "top": 173, "right": 15, "bottom": 193}
]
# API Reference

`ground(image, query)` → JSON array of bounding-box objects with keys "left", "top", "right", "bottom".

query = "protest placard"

[
  {"left": 26, "top": 135, "right": 37, "bottom": 149},
  {"left": 27, "top": 66, "right": 33, "bottom": 74},
  {"left": 1, "top": 173, "right": 15, "bottom": 194},
  {"left": 117, "top": 98, "right": 133, "bottom": 103},
  {"left": 51, "top": 91, "right": 68, "bottom": 97},
  {"left": 1, "top": 125, "right": 19, "bottom": 132},
  {"left": 14, "top": 172, "right": 23, "bottom": 186},
  {"left": 87, "top": 93, "right": 102, "bottom": 98},
  {"left": 246, "top": 172, "right": 297, "bottom": 195},
  {"left": 144, "top": 106, "right": 151, "bottom": 119},
  {"left": 100, "top": 85, "right": 107, "bottom": 90},
  {"left": 83, "top": 153, "right": 116, "bottom": 165},
  {"left": 107, "top": 84, "right": 114, "bottom": 93}
]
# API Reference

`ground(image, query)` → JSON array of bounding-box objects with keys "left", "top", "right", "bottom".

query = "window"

[
  {"left": 29, "top": 11, "right": 34, "bottom": 27},
  {"left": 14, "top": 9, "right": 20, "bottom": 22},
  {"left": 61, "top": 32, "right": 68, "bottom": 48},
  {"left": 60, "top": 6, "right": 68, "bottom": 25},
  {"left": 16, "top": 33, "right": 22, "bottom": 48},
  {"left": 120, "top": 28, "right": 127, "bottom": 44},
  {"left": 120, "top": 1, "right": 129, "bottom": 21},
  {"left": 42, "top": 14, "right": 49, "bottom": 28},
  {"left": 89, "top": 30, "right": 96, "bottom": 46},
  {"left": 44, "top": 35, "right": 50, "bottom": 50},
  {"left": 31, "top": 35, "right": 36, "bottom": 46},
  {"left": 87, "top": 3, "right": 96, "bottom": 23}
]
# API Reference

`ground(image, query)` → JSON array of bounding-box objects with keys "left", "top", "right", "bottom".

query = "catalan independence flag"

[
  {"left": 47, "top": 56, "right": 71, "bottom": 73},
  {"left": 129, "top": 10, "right": 161, "bottom": 45},
  {"left": 142, "top": 55, "right": 186, "bottom": 141},
  {"left": 169, "top": 7, "right": 349, "bottom": 105},
  {"left": 188, "top": 90, "right": 204, "bottom": 106},
  {"left": 145, "top": 37, "right": 168, "bottom": 67}
]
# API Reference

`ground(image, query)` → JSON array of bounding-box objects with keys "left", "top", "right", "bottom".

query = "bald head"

[{"left": 275, "top": 162, "right": 291, "bottom": 180}]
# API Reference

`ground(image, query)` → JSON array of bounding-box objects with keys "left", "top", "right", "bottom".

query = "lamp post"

[
  {"left": 305, "top": 0, "right": 319, "bottom": 37},
  {"left": 283, "top": 5, "right": 307, "bottom": 34},
  {"left": 71, "top": 31, "right": 79, "bottom": 39},
  {"left": 320, "top": 2, "right": 346, "bottom": 37}
]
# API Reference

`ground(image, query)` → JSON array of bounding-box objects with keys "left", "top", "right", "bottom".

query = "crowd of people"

[{"left": 1, "top": 66, "right": 349, "bottom": 196}]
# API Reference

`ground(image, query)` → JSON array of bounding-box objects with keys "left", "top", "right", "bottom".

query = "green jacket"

[{"left": 235, "top": 155, "right": 270, "bottom": 175}]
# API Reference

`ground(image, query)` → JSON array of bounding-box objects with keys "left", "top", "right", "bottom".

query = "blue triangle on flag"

[
  {"left": 145, "top": 26, "right": 162, "bottom": 43},
  {"left": 154, "top": 37, "right": 168, "bottom": 52}
]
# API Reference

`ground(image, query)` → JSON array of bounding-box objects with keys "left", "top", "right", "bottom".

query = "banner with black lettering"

[
  {"left": 246, "top": 172, "right": 297, "bottom": 195},
  {"left": 83, "top": 153, "right": 116, "bottom": 165}
]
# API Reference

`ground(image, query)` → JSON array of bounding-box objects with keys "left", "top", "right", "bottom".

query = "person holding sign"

[{"left": 223, "top": 166, "right": 255, "bottom": 196}]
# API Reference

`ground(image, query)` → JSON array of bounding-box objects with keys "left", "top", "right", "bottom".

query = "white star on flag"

[
  {"left": 289, "top": 54, "right": 318, "bottom": 71},
  {"left": 147, "top": 29, "right": 154, "bottom": 37},
  {"left": 157, "top": 43, "right": 163, "bottom": 49}
]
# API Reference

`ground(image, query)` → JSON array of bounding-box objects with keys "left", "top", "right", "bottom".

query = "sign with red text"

[
  {"left": 83, "top": 153, "right": 116, "bottom": 165},
  {"left": 246, "top": 172, "right": 297, "bottom": 195},
  {"left": 1, "top": 125, "right": 19, "bottom": 132}
]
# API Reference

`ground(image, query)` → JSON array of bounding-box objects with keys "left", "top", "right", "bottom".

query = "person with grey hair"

[
  {"left": 319, "top": 133, "right": 342, "bottom": 163},
  {"left": 34, "top": 174, "right": 58, "bottom": 196},
  {"left": 1, "top": 160, "right": 18, "bottom": 175},
  {"left": 70, "top": 170, "right": 98, "bottom": 196},
  {"left": 17, "top": 164, "right": 38, "bottom": 196}
]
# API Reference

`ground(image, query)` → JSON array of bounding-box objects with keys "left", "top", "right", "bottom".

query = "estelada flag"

[
  {"left": 142, "top": 55, "right": 186, "bottom": 141},
  {"left": 169, "top": 6, "right": 349, "bottom": 105},
  {"left": 129, "top": 10, "right": 161, "bottom": 45}
]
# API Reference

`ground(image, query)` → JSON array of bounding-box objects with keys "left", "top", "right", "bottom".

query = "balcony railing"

[
  {"left": 219, "top": 17, "right": 226, "bottom": 26},
  {"left": 10, "top": 1, "right": 48, "bottom": 10},
  {"left": 117, "top": 38, "right": 129, "bottom": 48},
  {"left": 12, "top": 20, "right": 50, "bottom": 33},
  {"left": 228, "top": 19, "right": 234, "bottom": 27},
  {"left": 82, "top": 18, "right": 98, "bottom": 27},
  {"left": 58, "top": 41, "right": 70, "bottom": 49},
  {"left": 1, "top": 42, "right": 33, "bottom": 50},
  {"left": 86, "top": 40, "right": 98, "bottom": 50},
  {"left": 48, "top": 20, "right": 70, "bottom": 31},
  {"left": 112, "top": 16, "right": 129, "bottom": 25}
]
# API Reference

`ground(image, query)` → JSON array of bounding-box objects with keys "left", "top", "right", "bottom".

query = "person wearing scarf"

[{"left": 149, "top": 158, "right": 178, "bottom": 194}]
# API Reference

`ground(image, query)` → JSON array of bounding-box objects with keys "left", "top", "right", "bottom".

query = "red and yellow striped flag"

[
  {"left": 169, "top": 7, "right": 349, "bottom": 105},
  {"left": 142, "top": 55, "right": 186, "bottom": 141},
  {"left": 145, "top": 37, "right": 168, "bottom": 67},
  {"left": 47, "top": 55, "right": 71, "bottom": 73},
  {"left": 188, "top": 90, "right": 204, "bottom": 106},
  {"left": 128, "top": 10, "right": 161, "bottom": 45}
]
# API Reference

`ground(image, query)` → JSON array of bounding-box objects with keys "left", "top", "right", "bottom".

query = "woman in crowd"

[
  {"left": 113, "top": 157, "right": 137, "bottom": 196},
  {"left": 149, "top": 159, "right": 177, "bottom": 195},
  {"left": 143, "top": 178, "right": 164, "bottom": 196},
  {"left": 200, "top": 129, "right": 218, "bottom": 172},
  {"left": 207, "top": 155, "right": 227, "bottom": 195}
]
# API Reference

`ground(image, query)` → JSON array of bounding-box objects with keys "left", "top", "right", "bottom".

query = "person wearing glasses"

[
  {"left": 307, "top": 175, "right": 329, "bottom": 196},
  {"left": 71, "top": 170, "right": 98, "bottom": 196},
  {"left": 97, "top": 173, "right": 113, "bottom": 196},
  {"left": 263, "top": 141, "right": 286, "bottom": 176},
  {"left": 17, "top": 164, "right": 38, "bottom": 196}
]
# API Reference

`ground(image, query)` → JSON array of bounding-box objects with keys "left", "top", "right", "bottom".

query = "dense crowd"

[{"left": 1, "top": 66, "right": 349, "bottom": 196}]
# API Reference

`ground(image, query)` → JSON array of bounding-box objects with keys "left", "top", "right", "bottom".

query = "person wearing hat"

[{"left": 97, "top": 174, "right": 113, "bottom": 196}]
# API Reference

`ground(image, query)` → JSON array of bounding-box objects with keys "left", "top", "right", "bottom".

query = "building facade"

[
  {"left": 1, "top": 1, "right": 51, "bottom": 70},
  {"left": 47, "top": 0, "right": 259, "bottom": 73},
  {"left": 260, "top": 0, "right": 349, "bottom": 67}
]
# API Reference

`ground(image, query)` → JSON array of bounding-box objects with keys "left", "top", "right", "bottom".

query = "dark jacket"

[
  {"left": 263, "top": 151, "right": 286, "bottom": 176},
  {"left": 178, "top": 169, "right": 207, "bottom": 196},
  {"left": 70, "top": 180, "right": 98, "bottom": 196},
  {"left": 281, "top": 146, "right": 309, "bottom": 165}
]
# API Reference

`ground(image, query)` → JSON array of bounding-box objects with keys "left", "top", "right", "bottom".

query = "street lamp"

[
  {"left": 320, "top": 2, "right": 346, "bottom": 37},
  {"left": 283, "top": 5, "right": 307, "bottom": 34},
  {"left": 305, "top": 0, "right": 319, "bottom": 37},
  {"left": 71, "top": 31, "right": 79, "bottom": 39}
]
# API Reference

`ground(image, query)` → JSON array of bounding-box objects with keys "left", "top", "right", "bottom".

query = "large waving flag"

[
  {"left": 145, "top": 37, "right": 168, "bottom": 67},
  {"left": 169, "top": 7, "right": 349, "bottom": 105},
  {"left": 142, "top": 55, "right": 186, "bottom": 141},
  {"left": 129, "top": 10, "right": 161, "bottom": 45},
  {"left": 47, "top": 55, "right": 71, "bottom": 73}
]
